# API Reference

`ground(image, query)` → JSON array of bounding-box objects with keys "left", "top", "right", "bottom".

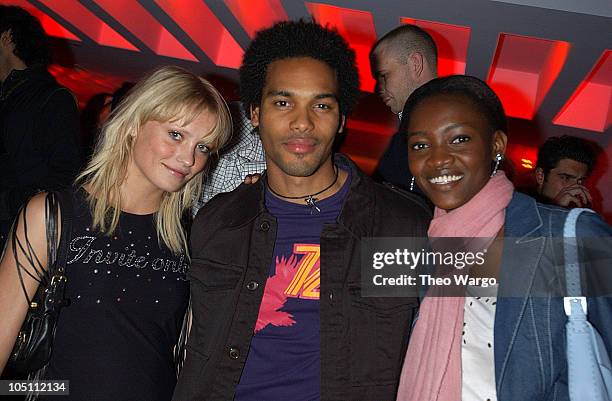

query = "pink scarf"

[{"left": 396, "top": 172, "right": 514, "bottom": 401}]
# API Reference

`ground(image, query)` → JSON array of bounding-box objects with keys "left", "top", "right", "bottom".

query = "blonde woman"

[{"left": 0, "top": 65, "right": 231, "bottom": 400}]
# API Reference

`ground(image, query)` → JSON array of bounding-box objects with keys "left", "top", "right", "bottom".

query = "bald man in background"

[{"left": 370, "top": 24, "right": 437, "bottom": 191}]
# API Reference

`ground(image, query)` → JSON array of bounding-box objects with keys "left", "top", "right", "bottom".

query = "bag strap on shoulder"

[
  {"left": 563, "top": 207, "right": 595, "bottom": 316},
  {"left": 11, "top": 190, "right": 75, "bottom": 307},
  {"left": 49, "top": 189, "right": 74, "bottom": 271}
]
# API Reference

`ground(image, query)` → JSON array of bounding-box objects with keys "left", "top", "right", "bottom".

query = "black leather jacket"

[{"left": 174, "top": 154, "right": 432, "bottom": 401}]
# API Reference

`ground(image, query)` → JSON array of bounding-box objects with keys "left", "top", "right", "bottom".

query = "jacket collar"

[
  {"left": 503, "top": 191, "right": 543, "bottom": 240},
  {"left": 495, "top": 191, "right": 547, "bottom": 387},
  {"left": 498, "top": 191, "right": 547, "bottom": 299},
  {"left": 0, "top": 66, "right": 53, "bottom": 100},
  {"left": 220, "top": 172, "right": 267, "bottom": 227},
  {"left": 223, "top": 153, "right": 374, "bottom": 235},
  {"left": 335, "top": 154, "right": 375, "bottom": 237},
  {"left": 499, "top": 193, "right": 546, "bottom": 299}
]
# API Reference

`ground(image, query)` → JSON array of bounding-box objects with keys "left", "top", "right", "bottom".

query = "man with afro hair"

[{"left": 176, "top": 20, "right": 431, "bottom": 401}]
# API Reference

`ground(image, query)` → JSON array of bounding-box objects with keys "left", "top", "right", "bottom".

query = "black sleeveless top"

[{"left": 41, "top": 188, "right": 189, "bottom": 401}]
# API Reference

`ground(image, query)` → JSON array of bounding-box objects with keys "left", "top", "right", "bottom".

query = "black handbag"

[{"left": 8, "top": 190, "right": 73, "bottom": 376}]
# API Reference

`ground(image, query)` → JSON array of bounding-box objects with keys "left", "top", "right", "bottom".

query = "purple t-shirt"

[{"left": 234, "top": 170, "right": 350, "bottom": 401}]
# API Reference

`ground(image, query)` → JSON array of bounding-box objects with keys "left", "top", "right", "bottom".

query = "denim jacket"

[{"left": 495, "top": 192, "right": 612, "bottom": 401}]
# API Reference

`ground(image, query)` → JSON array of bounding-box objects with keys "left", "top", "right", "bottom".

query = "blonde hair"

[{"left": 76, "top": 65, "right": 231, "bottom": 254}]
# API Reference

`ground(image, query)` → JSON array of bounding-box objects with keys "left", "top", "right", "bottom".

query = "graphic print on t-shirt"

[
  {"left": 234, "top": 167, "right": 351, "bottom": 401},
  {"left": 255, "top": 244, "right": 320, "bottom": 333}
]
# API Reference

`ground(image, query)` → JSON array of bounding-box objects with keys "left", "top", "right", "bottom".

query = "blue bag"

[{"left": 563, "top": 208, "right": 612, "bottom": 401}]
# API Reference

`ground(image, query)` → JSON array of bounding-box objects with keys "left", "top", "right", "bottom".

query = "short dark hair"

[
  {"left": 400, "top": 75, "right": 507, "bottom": 135},
  {"left": 0, "top": 6, "right": 49, "bottom": 67},
  {"left": 536, "top": 135, "right": 596, "bottom": 176},
  {"left": 239, "top": 20, "right": 360, "bottom": 115},
  {"left": 371, "top": 24, "right": 438, "bottom": 73}
]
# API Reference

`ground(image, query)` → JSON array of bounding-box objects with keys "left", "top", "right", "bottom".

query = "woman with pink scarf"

[{"left": 395, "top": 75, "right": 612, "bottom": 401}]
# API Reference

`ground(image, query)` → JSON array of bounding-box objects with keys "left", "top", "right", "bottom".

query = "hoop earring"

[
  {"left": 491, "top": 153, "right": 503, "bottom": 177},
  {"left": 410, "top": 177, "right": 415, "bottom": 191}
]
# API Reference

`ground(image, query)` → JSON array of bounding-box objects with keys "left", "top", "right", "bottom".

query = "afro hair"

[{"left": 239, "top": 20, "right": 360, "bottom": 116}]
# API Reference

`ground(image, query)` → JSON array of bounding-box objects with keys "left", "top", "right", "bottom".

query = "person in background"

[
  {"left": 193, "top": 101, "right": 266, "bottom": 213},
  {"left": 535, "top": 135, "right": 596, "bottom": 209},
  {"left": 0, "top": 65, "right": 232, "bottom": 401},
  {"left": 0, "top": 6, "right": 81, "bottom": 250},
  {"left": 80, "top": 92, "right": 113, "bottom": 162},
  {"left": 110, "top": 81, "right": 135, "bottom": 112},
  {"left": 370, "top": 24, "right": 437, "bottom": 191}
]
